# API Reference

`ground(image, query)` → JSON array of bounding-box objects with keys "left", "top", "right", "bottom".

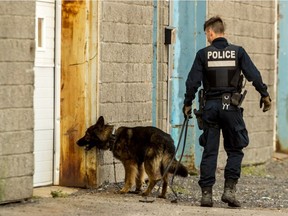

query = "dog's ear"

[{"left": 96, "top": 116, "right": 105, "bottom": 128}]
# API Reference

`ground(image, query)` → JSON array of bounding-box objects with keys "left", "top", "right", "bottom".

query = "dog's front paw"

[
  {"left": 128, "top": 189, "right": 142, "bottom": 194},
  {"left": 119, "top": 188, "right": 129, "bottom": 194}
]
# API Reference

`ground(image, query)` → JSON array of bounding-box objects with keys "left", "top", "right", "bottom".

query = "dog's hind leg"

[
  {"left": 135, "top": 163, "right": 145, "bottom": 193},
  {"left": 158, "top": 174, "right": 168, "bottom": 199},
  {"left": 141, "top": 160, "right": 162, "bottom": 197},
  {"left": 119, "top": 160, "right": 138, "bottom": 194},
  {"left": 141, "top": 177, "right": 158, "bottom": 197}
]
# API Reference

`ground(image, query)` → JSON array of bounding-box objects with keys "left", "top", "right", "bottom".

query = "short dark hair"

[{"left": 203, "top": 16, "right": 225, "bottom": 33}]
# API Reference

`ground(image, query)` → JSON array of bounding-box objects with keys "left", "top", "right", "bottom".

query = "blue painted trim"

[
  {"left": 277, "top": 1, "right": 288, "bottom": 151},
  {"left": 194, "top": 0, "right": 206, "bottom": 169},
  {"left": 152, "top": 0, "right": 158, "bottom": 127}
]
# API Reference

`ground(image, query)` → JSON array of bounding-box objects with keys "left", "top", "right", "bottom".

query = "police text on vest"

[{"left": 207, "top": 50, "right": 236, "bottom": 60}]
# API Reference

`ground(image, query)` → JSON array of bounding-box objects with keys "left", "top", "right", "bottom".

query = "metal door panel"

[
  {"left": 277, "top": 1, "right": 288, "bottom": 153},
  {"left": 170, "top": 0, "right": 206, "bottom": 169}
]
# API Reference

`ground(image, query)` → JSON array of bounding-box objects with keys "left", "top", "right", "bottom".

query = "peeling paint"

[
  {"left": 170, "top": 0, "right": 206, "bottom": 170},
  {"left": 276, "top": 136, "right": 288, "bottom": 154}
]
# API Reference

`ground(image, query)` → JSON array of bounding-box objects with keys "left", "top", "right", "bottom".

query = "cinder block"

[
  {"left": 123, "top": 83, "right": 152, "bottom": 102},
  {"left": 99, "top": 101, "right": 152, "bottom": 126},
  {"left": 101, "top": 43, "right": 152, "bottom": 64},
  {"left": 102, "top": 150, "right": 115, "bottom": 165},
  {"left": 0, "top": 63, "right": 34, "bottom": 85},
  {"left": 99, "top": 83, "right": 152, "bottom": 103},
  {"left": 0, "top": 39, "right": 35, "bottom": 62},
  {"left": 0, "top": 109, "right": 33, "bottom": 132},
  {"left": 0, "top": 176, "right": 33, "bottom": 204},
  {"left": 246, "top": 115, "right": 273, "bottom": 133},
  {"left": 102, "top": 1, "right": 153, "bottom": 25},
  {"left": 110, "top": 1, "right": 153, "bottom": 6},
  {"left": 97, "top": 163, "right": 124, "bottom": 186},
  {"left": 0, "top": 2, "right": 35, "bottom": 16},
  {"left": 0, "top": 131, "right": 33, "bottom": 156},
  {"left": 248, "top": 131, "right": 274, "bottom": 148},
  {"left": 0, "top": 86, "right": 33, "bottom": 109},
  {"left": 101, "top": 22, "right": 152, "bottom": 44},
  {"left": 208, "top": 1, "right": 235, "bottom": 18},
  {"left": 243, "top": 146, "right": 273, "bottom": 165},
  {"left": 126, "top": 102, "right": 152, "bottom": 122},
  {"left": 0, "top": 154, "right": 34, "bottom": 178},
  {"left": 0, "top": 16, "right": 34, "bottom": 39},
  {"left": 101, "top": 63, "right": 152, "bottom": 83}
]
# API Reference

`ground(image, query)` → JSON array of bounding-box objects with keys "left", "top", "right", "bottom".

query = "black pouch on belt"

[{"left": 231, "top": 92, "right": 242, "bottom": 106}]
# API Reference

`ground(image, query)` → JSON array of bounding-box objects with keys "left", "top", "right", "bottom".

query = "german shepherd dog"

[{"left": 77, "top": 116, "right": 188, "bottom": 198}]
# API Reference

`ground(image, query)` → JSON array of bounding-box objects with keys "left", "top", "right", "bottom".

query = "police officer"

[{"left": 183, "top": 16, "right": 271, "bottom": 207}]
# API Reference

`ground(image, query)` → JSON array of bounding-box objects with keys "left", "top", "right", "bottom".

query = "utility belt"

[
  {"left": 194, "top": 89, "right": 247, "bottom": 130},
  {"left": 206, "top": 90, "right": 247, "bottom": 110}
]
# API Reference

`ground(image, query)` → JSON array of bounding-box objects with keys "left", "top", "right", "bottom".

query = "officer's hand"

[
  {"left": 260, "top": 96, "right": 271, "bottom": 112},
  {"left": 182, "top": 105, "right": 192, "bottom": 119}
]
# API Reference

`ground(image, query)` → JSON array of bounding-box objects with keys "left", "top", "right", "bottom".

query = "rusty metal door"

[
  {"left": 277, "top": 1, "right": 288, "bottom": 153},
  {"left": 170, "top": 0, "right": 206, "bottom": 170},
  {"left": 60, "top": 0, "right": 98, "bottom": 187}
]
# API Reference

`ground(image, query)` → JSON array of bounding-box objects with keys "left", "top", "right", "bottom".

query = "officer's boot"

[
  {"left": 200, "top": 187, "right": 213, "bottom": 207},
  {"left": 221, "top": 179, "right": 241, "bottom": 207}
]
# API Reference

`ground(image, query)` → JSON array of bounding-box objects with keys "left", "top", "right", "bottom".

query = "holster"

[
  {"left": 194, "top": 109, "right": 203, "bottom": 130},
  {"left": 231, "top": 93, "right": 241, "bottom": 106},
  {"left": 231, "top": 90, "right": 247, "bottom": 107},
  {"left": 194, "top": 89, "right": 205, "bottom": 130}
]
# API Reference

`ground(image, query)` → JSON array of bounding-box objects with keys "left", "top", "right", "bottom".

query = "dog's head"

[{"left": 77, "top": 116, "right": 113, "bottom": 151}]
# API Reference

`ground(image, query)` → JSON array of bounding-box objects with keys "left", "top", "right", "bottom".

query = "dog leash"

[
  {"left": 154, "top": 117, "right": 189, "bottom": 203},
  {"left": 169, "top": 117, "right": 189, "bottom": 203}
]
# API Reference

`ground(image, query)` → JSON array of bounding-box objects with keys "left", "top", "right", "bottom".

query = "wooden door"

[{"left": 60, "top": 0, "right": 98, "bottom": 187}]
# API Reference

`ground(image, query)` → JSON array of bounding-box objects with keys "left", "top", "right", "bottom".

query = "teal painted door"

[
  {"left": 170, "top": 0, "right": 206, "bottom": 170},
  {"left": 277, "top": 1, "right": 288, "bottom": 153}
]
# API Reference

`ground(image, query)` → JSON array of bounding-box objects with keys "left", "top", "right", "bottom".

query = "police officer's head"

[{"left": 204, "top": 16, "right": 225, "bottom": 44}]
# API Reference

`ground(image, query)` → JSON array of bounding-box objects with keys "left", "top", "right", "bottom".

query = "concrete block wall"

[
  {"left": 97, "top": 0, "right": 154, "bottom": 186},
  {"left": 99, "top": 0, "right": 154, "bottom": 127},
  {"left": 0, "top": 1, "right": 35, "bottom": 203},
  {"left": 207, "top": 1, "right": 276, "bottom": 166},
  {"left": 96, "top": 0, "right": 169, "bottom": 186}
]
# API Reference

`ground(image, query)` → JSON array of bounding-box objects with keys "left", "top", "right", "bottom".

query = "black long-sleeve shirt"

[{"left": 184, "top": 37, "right": 269, "bottom": 106}]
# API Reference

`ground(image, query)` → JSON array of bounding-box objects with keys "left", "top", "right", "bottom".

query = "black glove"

[
  {"left": 182, "top": 105, "right": 192, "bottom": 119},
  {"left": 260, "top": 96, "right": 271, "bottom": 112}
]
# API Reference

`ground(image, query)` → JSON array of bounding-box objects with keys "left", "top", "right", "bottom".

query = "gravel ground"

[
  {"left": 1, "top": 154, "right": 288, "bottom": 216},
  {"left": 76, "top": 155, "right": 288, "bottom": 210}
]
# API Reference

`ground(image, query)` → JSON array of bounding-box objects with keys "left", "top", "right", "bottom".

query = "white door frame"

[{"left": 53, "top": 0, "right": 62, "bottom": 185}]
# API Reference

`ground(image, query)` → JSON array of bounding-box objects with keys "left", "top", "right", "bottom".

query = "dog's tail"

[{"left": 167, "top": 159, "right": 189, "bottom": 177}]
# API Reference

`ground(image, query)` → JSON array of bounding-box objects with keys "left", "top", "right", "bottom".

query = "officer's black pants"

[{"left": 198, "top": 99, "right": 249, "bottom": 188}]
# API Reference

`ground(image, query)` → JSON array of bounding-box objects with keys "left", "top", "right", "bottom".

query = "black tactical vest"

[{"left": 203, "top": 44, "right": 241, "bottom": 91}]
